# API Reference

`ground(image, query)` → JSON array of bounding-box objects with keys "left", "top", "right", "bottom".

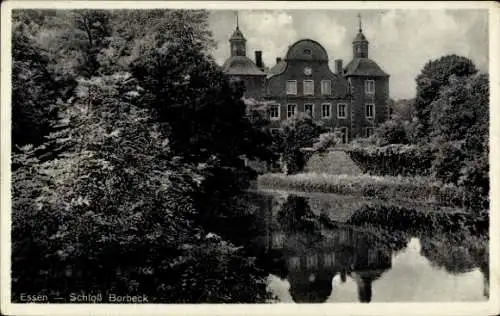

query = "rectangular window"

[
  {"left": 337, "top": 103, "right": 347, "bottom": 119},
  {"left": 366, "top": 127, "right": 374, "bottom": 138},
  {"left": 321, "top": 103, "right": 331, "bottom": 118},
  {"left": 365, "top": 80, "right": 375, "bottom": 94},
  {"left": 365, "top": 103, "right": 375, "bottom": 119},
  {"left": 321, "top": 80, "right": 331, "bottom": 95},
  {"left": 303, "top": 80, "right": 314, "bottom": 96},
  {"left": 287, "top": 104, "right": 296, "bottom": 118},
  {"left": 286, "top": 80, "right": 297, "bottom": 95},
  {"left": 341, "top": 127, "right": 348, "bottom": 144},
  {"left": 269, "top": 104, "right": 280, "bottom": 120},
  {"left": 304, "top": 103, "right": 314, "bottom": 117}
]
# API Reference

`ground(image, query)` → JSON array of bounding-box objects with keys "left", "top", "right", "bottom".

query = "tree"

[
  {"left": 127, "top": 11, "right": 275, "bottom": 236},
  {"left": 414, "top": 55, "right": 478, "bottom": 140},
  {"left": 312, "top": 131, "right": 342, "bottom": 153},
  {"left": 372, "top": 116, "right": 410, "bottom": 146},
  {"left": 11, "top": 72, "right": 269, "bottom": 303},
  {"left": 428, "top": 72, "right": 489, "bottom": 209},
  {"left": 390, "top": 98, "right": 415, "bottom": 121},
  {"left": 276, "top": 113, "right": 323, "bottom": 174},
  {"left": 11, "top": 15, "right": 61, "bottom": 149}
]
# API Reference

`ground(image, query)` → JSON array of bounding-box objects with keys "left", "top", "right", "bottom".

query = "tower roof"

[
  {"left": 230, "top": 27, "right": 246, "bottom": 41},
  {"left": 222, "top": 56, "right": 265, "bottom": 76},
  {"left": 353, "top": 13, "right": 368, "bottom": 43},
  {"left": 344, "top": 58, "right": 389, "bottom": 77},
  {"left": 267, "top": 59, "right": 287, "bottom": 78},
  {"left": 353, "top": 31, "right": 368, "bottom": 43}
]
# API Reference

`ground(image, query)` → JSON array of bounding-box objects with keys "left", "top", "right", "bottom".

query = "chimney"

[
  {"left": 255, "top": 50, "right": 263, "bottom": 69},
  {"left": 335, "top": 59, "right": 343, "bottom": 75},
  {"left": 276, "top": 57, "right": 282, "bottom": 64}
]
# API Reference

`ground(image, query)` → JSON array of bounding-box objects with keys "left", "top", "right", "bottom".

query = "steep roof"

[
  {"left": 266, "top": 59, "right": 287, "bottom": 78},
  {"left": 230, "top": 27, "right": 246, "bottom": 41},
  {"left": 344, "top": 58, "right": 389, "bottom": 77},
  {"left": 222, "top": 55, "right": 265, "bottom": 76},
  {"left": 352, "top": 31, "right": 368, "bottom": 43}
]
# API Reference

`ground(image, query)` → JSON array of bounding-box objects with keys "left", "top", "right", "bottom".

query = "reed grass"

[{"left": 257, "top": 172, "right": 466, "bottom": 207}]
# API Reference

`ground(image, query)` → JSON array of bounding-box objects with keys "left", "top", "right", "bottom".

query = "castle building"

[{"left": 222, "top": 14, "right": 390, "bottom": 142}]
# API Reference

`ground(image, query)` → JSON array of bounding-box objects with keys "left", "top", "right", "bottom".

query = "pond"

[{"left": 239, "top": 190, "right": 489, "bottom": 303}]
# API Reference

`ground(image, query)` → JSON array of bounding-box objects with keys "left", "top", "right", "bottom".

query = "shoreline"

[{"left": 257, "top": 172, "right": 466, "bottom": 208}]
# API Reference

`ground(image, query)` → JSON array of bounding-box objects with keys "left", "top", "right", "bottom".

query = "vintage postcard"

[{"left": 1, "top": 1, "right": 499, "bottom": 315}]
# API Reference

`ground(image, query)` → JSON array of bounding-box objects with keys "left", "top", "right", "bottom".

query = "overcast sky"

[{"left": 207, "top": 9, "right": 488, "bottom": 100}]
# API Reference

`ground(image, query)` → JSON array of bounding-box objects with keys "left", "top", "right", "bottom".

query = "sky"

[{"left": 207, "top": 9, "right": 489, "bottom": 100}]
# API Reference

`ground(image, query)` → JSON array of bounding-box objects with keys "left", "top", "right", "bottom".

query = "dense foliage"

[
  {"left": 413, "top": 54, "right": 478, "bottom": 140},
  {"left": 272, "top": 113, "right": 323, "bottom": 174},
  {"left": 11, "top": 14, "right": 65, "bottom": 149},
  {"left": 347, "top": 144, "right": 434, "bottom": 177},
  {"left": 11, "top": 9, "right": 273, "bottom": 303}
]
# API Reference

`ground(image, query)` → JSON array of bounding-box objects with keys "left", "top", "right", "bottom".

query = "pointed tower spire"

[
  {"left": 353, "top": 12, "right": 369, "bottom": 58},
  {"left": 358, "top": 13, "right": 362, "bottom": 33},
  {"left": 229, "top": 11, "right": 246, "bottom": 57}
]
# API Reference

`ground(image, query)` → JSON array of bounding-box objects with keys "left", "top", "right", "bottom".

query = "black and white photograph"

[{"left": 1, "top": 1, "right": 499, "bottom": 315}]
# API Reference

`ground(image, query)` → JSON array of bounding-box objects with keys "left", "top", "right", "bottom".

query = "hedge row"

[
  {"left": 257, "top": 173, "right": 466, "bottom": 207},
  {"left": 346, "top": 144, "right": 436, "bottom": 177}
]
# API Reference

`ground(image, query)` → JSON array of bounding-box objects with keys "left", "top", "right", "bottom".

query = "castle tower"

[
  {"left": 222, "top": 11, "right": 266, "bottom": 100},
  {"left": 344, "top": 13, "right": 390, "bottom": 139},
  {"left": 352, "top": 13, "right": 369, "bottom": 58},
  {"left": 229, "top": 12, "right": 247, "bottom": 57}
]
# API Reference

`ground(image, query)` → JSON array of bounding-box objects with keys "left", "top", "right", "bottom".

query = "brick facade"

[{"left": 222, "top": 22, "right": 390, "bottom": 142}]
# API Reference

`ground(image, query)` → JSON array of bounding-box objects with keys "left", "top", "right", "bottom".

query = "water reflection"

[{"left": 250, "top": 192, "right": 489, "bottom": 303}]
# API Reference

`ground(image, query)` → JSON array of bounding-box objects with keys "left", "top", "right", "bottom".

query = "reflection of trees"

[
  {"left": 289, "top": 271, "right": 336, "bottom": 303},
  {"left": 277, "top": 195, "right": 323, "bottom": 236},
  {"left": 480, "top": 261, "right": 489, "bottom": 298},
  {"left": 420, "top": 233, "right": 488, "bottom": 274},
  {"left": 351, "top": 271, "right": 385, "bottom": 303},
  {"left": 420, "top": 232, "right": 489, "bottom": 298}
]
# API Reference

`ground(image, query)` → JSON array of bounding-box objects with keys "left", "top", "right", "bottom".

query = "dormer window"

[{"left": 304, "top": 49, "right": 312, "bottom": 55}]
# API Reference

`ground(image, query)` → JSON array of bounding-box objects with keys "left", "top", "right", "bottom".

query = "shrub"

[
  {"left": 373, "top": 116, "right": 410, "bottom": 146},
  {"left": 275, "top": 113, "right": 323, "bottom": 175},
  {"left": 346, "top": 144, "right": 435, "bottom": 177},
  {"left": 11, "top": 73, "right": 269, "bottom": 303},
  {"left": 431, "top": 141, "right": 466, "bottom": 184}
]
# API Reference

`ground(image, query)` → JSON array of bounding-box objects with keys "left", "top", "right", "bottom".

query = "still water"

[{"left": 244, "top": 191, "right": 489, "bottom": 303}]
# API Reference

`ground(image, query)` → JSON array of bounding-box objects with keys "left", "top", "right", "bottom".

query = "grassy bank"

[{"left": 257, "top": 172, "right": 466, "bottom": 207}]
